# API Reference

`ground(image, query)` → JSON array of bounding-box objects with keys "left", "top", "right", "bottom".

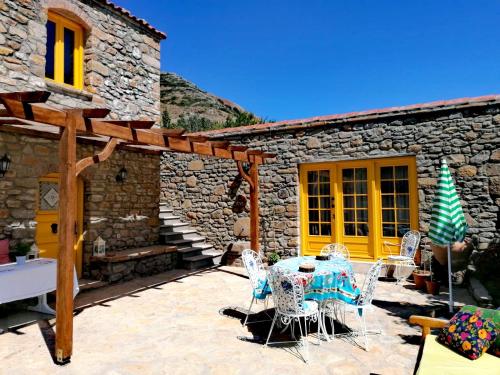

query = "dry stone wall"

[
  {"left": 0, "top": 0, "right": 162, "bottom": 120},
  {"left": 161, "top": 105, "right": 500, "bottom": 258},
  {"left": 0, "top": 132, "right": 160, "bottom": 276}
]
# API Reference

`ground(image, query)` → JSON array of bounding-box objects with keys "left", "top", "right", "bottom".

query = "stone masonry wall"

[
  {"left": 161, "top": 105, "right": 500, "bottom": 259},
  {"left": 0, "top": 132, "right": 160, "bottom": 276},
  {"left": 0, "top": 0, "right": 162, "bottom": 120}
]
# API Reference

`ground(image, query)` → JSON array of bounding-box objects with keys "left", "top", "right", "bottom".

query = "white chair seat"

[
  {"left": 387, "top": 255, "right": 413, "bottom": 262},
  {"left": 302, "top": 300, "right": 319, "bottom": 315}
]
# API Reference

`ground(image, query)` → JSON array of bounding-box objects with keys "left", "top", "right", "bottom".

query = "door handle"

[{"left": 51, "top": 223, "right": 58, "bottom": 234}]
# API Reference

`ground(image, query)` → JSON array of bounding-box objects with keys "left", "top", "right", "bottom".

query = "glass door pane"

[
  {"left": 342, "top": 167, "right": 369, "bottom": 237},
  {"left": 380, "top": 165, "right": 411, "bottom": 237},
  {"left": 307, "top": 169, "right": 333, "bottom": 236}
]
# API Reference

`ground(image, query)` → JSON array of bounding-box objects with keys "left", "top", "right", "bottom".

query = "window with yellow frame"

[{"left": 45, "top": 11, "right": 84, "bottom": 89}]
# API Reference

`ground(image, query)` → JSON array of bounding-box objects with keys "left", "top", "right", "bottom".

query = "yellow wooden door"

[
  {"left": 299, "top": 165, "right": 336, "bottom": 255},
  {"left": 336, "top": 160, "right": 374, "bottom": 260},
  {"left": 35, "top": 173, "right": 84, "bottom": 276},
  {"left": 300, "top": 156, "right": 418, "bottom": 260}
]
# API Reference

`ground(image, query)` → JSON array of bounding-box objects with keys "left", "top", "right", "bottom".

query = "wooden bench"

[
  {"left": 409, "top": 315, "right": 500, "bottom": 374},
  {"left": 89, "top": 245, "right": 177, "bottom": 283}
]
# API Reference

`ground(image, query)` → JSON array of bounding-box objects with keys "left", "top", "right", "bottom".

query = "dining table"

[{"left": 272, "top": 255, "right": 361, "bottom": 341}]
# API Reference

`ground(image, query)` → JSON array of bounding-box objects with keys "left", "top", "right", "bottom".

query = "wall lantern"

[
  {"left": 0, "top": 154, "right": 11, "bottom": 178},
  {"left": 116, "top": 167, "right": 127, "bottom": 183},
  {"left": 93, "top": 236, "right": 106, "bottom": 257}
]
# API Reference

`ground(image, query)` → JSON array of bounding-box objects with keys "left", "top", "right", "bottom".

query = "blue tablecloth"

[{"left": 272, "top": 256, "right": 360, "bottom": 304}]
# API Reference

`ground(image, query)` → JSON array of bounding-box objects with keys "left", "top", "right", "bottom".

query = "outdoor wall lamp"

[
  {"left": 0, "top": 153, "right": 11, "bottom": 178},
  {"left": 116, "top": 167, "right": 127, "bottom": 183}
]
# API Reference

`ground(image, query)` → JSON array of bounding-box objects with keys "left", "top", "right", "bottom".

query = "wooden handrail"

[{"left": 409, "top": 315, "right": 448, "bottom": 341}]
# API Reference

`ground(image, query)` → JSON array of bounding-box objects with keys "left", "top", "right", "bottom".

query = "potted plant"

[
  {"left": 413, "top": 249, "right": 431, "bottom": 290},
  {"left": 425, "top": 256, "right": 440, "bottom": 295},
  {"left": 13, "top": 242, "right": 31, "bottom": 265},
  {"left": 267, "top": 251, "right": 280, "bottom": 266}
]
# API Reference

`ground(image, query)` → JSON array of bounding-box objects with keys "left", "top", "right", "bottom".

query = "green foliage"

[
  {"left": 175, "top": 114, "right": 220, "bottom": 133},
  {"left": 268, "top": 251, "right": 280, "bottom": 265},
  {"left": 161, "top": 109, "right": 171, "bottom": 128},
  {"left": 14, "top": 242, "right": 31, "bottom": 256},
  {"left": 223, "top": 111, "right": 261, "bottom": 128}
]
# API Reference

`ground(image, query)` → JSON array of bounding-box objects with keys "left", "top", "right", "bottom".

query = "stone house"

[
  {"left": 161, "top": 96, "right": 500, "bottom": 264},
  {"left": 0, "top": 0, "right": 166, "bottom": 277}
]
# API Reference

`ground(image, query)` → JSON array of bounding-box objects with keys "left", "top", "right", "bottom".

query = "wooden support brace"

[
  {"left": 236, "top": 161, "right": 260, "bottom": 252},
  {"left": 75, "top": 138, "right": 119, "bottom": 176}
]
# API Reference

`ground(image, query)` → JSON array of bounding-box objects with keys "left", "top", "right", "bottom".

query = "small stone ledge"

[
  {"left": 90, "top": 245, "right": 177, "bottom": 263},
  {"left": 468, "top": 277, "right": 494, "bottom": 308},
  {"left": 89, "top": 245, "right": 178, "bottom": 283},
  {"left": 46, "top": 80, "right": 94, "bottom": 101}
]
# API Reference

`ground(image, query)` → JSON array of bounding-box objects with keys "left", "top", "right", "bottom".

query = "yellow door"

[
  {"left": 35, "top": 173, "right": 84, "bottom": 276},
  {"left": 336, "top": 161, "right": 374, "bottom": 260},
  {"left": 299, "top": 165, "right": 336, "bottom": 255},
  {"left": 300, "top": 156, "right": 418, "bottom": 260}
]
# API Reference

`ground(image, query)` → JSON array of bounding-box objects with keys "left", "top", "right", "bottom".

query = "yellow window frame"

[{"left": 46, "top": 11, "right": 84, "bottom": 89}]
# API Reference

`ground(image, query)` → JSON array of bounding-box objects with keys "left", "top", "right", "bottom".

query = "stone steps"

[{"left": 159, "top": 203, "right": 222, "bottom": 270}]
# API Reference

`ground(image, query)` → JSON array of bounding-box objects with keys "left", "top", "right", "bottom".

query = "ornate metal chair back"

[
  {"left": 241, "top": 249, "right": 265, "bottom": 291},
  {"left": 400, "top": 230, "right": 421, "bottom": 259},
  {"left": 268, "top": 267, "right": 308, "bottom": 317},
  {"left": 357, "top": 259, "right": 383, "bottom": 306},
  {"left": 320, "top": 243, "right": 350, "bottom": 260}
]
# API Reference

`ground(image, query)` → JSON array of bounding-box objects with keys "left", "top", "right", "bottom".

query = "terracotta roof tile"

[
  {"left": 96, "top": 0, "right": 166, "bottom": 40},
  {"left": 194, "top": 94, "right": 500, "bottom": 138}
]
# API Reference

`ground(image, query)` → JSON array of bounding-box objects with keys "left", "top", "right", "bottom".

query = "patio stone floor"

[{"left": 0, "top": 265, "right": 475, "bottom": 375}]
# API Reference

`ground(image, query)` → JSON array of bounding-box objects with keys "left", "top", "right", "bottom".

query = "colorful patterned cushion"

[
  {"left": 438, "top": 308, "right": 497, "bottom": 360},
  {"left": 459, "top": 305, "right": 500, "bottom": 357}
]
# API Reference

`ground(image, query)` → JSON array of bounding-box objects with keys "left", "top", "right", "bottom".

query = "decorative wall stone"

[{"left": 161, "top": 105, "right": 500, "bottom": 257}]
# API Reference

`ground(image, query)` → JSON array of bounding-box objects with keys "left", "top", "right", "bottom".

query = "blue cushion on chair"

[{"left": 253, "top": 278, "right": 272, "bottom": 300}]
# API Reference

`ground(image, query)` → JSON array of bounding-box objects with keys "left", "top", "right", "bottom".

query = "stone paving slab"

[{"left": 0, "top": 266, "right": 475, "bottom": 375}]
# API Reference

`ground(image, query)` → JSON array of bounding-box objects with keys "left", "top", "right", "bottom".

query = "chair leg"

[
  {"left": 265, "top": 314, "right": 278, "bottom": 346},
  {"left": 361, "top": 311, "right": 369, "bottom": 351},
  {"left": 244, "top": 296, "right": 255, "bottom": 326},
  {"left": 297, "top": 318, "right": 309, "bottom": 363}
]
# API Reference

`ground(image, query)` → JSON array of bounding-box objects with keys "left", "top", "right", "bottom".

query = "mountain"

[{"left": 160, "top": 72, "right": 260, "bottom": 131}]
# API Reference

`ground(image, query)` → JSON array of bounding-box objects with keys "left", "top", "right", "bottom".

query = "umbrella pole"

[{"left": 447, "top": 244, "right": 453, "bottom": 313}]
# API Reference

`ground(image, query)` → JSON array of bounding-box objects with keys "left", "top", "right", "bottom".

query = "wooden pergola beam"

[{"left": 0, "top": 90, "right": 277, "bottom": 363}]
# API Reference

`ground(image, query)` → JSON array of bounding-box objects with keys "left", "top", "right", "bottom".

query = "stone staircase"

[{"left": 159, "top": 203, "right": 223, "bottom": 270}]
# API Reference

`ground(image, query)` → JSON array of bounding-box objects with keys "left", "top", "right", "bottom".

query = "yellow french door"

[
  {"left": 35, "top": 173, "right": 84, "bottom": 276},
  {"left": 300, "top": 156, "right": 418, "bottom": 260},
  {"left": 299, "top": 166, "right": 336, "bottom": 254}
]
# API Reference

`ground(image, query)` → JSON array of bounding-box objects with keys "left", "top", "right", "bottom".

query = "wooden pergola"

[{"left": 0, "top": 91, "right": 274, "bottom": 363}]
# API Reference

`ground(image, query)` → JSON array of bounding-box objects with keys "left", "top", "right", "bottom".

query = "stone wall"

[
  {"left": 0, "top": 132, "right": 160, "bottom": 276},
  {"left": 160, "top": 105, "right": 500, "bottom": 258},
  {"left": 0, "top": 0, "right": 162, "bottom": 120}
]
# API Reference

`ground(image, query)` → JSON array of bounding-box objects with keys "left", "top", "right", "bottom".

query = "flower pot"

[
  {"left": 425, "top": 279, "right": 440, "bottom": 295},
  {"left": 15, "top": 256, "right": 26, "bottom": 265},
  {"left": 413, "top": 271, "right": 431, "bottom": 290}
]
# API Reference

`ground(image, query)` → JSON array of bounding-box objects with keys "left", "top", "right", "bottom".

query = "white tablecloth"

[{"left": 0, "top": 258, "right": 79, "bottom": 304}]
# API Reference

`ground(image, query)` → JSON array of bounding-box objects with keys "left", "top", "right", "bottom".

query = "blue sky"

[{"left": 115, "top": 0, "right": 500, "bottom": 121}]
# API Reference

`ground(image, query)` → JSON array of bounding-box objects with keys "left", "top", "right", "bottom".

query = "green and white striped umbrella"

[{"left": 428, "top": 159, "right": 467, "bottom": 246}]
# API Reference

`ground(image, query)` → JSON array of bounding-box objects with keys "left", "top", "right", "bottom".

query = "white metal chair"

[
  {"left": 325, "top": 259, "right": 383, "bottom": 351},
  {"left": 265, "top": 267, "right": 319, "bottom": 363},
  {"left": 241, "top": 249, "right": 271, "bottom": 325},
  {"left": 320, "top": 243, "right": 350, "bottom": 260},
  {"left": 386, "top": 230, "right": 421, "bottom": 284}
]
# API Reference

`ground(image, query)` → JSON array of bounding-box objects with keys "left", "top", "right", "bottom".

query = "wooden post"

[
  {"left": 55, "top": 111, "right": 78, "bottom": 364},
  {"left": 249, "top": 163, "right": 260, "bottom": 252},
  {"left": 236, "top": 161, "right": 261, "bottom": 252}
]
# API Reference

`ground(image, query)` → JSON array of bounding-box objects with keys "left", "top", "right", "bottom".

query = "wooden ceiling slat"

[
  {"left": 261, "top": 152, "right": 276, "bottom": 159},
  {"left": 81, "top": 108, "right": 111, "bottom": 118},
  {"left": 100, "top": 120, "right": 156, "bottom": 129},
  {"left": 192, "top": 142, "right": 213, "bottom": 156},
  {"left": 228, "top": 145, "right": 248, "bottom": 151},
  {"left": 246, "top": 150, "right": 264, "bottom": 155},
  {"left": 209, "top": 141, "right": 230, "bottom": 149},
  {"left": 214, "top": 147, "right": 233, "bottom": 159},
  {"left": 149, "top": 128, "right": 185, "bottom": 136},
  {"left": 0, "top": 91, "right": 51, "bottom": 103},
  {"left": 167, "top": 137, "right": 192, "bottom": 152},
  {"left": 187, "top": 135, "right": 208, "bottom": 143}
]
